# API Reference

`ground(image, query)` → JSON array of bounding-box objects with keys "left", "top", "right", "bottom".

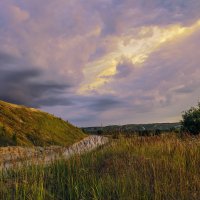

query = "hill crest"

[{"left": 0, "top": 100, "right": 86, "bottom": 147}]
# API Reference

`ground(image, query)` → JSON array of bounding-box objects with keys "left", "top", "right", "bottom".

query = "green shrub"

[
  {"left": 12, "top": 133, "right": 17, "bottom": 145},
  {"left": 181, "top": 102, "right": 200, "bottom": 135},
  {"left": 97, "top": 129, "right": 103, "bottom": 135}
]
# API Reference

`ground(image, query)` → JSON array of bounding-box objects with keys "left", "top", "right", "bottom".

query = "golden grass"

[
  {"left": 0, "top": 134, "right": 200, "bottom": 199},
  {"left": 0, "top": 100, "right": 86, "bottom": 146}
]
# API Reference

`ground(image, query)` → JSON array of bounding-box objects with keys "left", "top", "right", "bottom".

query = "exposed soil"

[{"left": 0, "top": 135, "right": 109, "bottom": 170}]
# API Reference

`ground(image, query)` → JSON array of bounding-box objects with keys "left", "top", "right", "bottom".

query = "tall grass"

[
  {"left": 0, "top": 100, "right": 85, "bottom": 146},
  {"left": 0, "top": 134, "right": 200, "bottom": 199}
]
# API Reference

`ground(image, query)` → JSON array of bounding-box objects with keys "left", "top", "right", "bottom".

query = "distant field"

[{"left": 0, "top": 134, "right": 199, "bottom": 200}]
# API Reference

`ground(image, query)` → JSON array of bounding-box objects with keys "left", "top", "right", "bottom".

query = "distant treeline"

[{"left": 82, "top": 123, "right": 182, "bottom": 137}]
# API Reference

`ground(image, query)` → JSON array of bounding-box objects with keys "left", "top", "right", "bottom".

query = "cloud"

[
  {"left": 9, "top": 5, "right": 30, "bottom": 23},
  {"left": 89, "top": 97, "right": 123, "bottom": 112},
  {"left": 0, "top": 51, "right": 71, "bottom": 107},
  {"left": 80, "top": 20, "right": 200, "bottom": 94},
  {"left": 0, "top": 51, "right": 17, "bottom": 65},
  {"left": 175, "top": 87, "right": 193, "bottom": 94},
  {"left": 115, "top": 59, "right": 135, "bottom": 79},
  {"left": 0, "top": 67, "right": 71, "bottom": 107},
  {"left": 87, "top": 0, "right": 200, "bottom": 36},
  {"left": 35, "top": 97, "right": 73, "bottom": 107},
  {"left": 0, "top": 0, "right": 200, "bottom": 126},
  {"left": 102, "top": 27, "right": 200, "bottom": 123}
]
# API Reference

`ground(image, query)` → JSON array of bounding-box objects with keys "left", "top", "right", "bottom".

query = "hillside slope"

[{"left": 0, "top": 100, "right": 86, "bottom": 147}]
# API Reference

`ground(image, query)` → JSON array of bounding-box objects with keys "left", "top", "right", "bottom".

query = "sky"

[{"left": 0, "top": 0, "right": 200, "bottom": 127}]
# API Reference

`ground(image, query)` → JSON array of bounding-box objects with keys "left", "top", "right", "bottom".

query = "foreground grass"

[{"left": 0, "top": 134, "right": 200, "bottom": 200}]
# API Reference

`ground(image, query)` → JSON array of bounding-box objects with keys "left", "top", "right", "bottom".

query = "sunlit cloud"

[{"left": 80, "top": 19, "right": 200, "bottom": 94}]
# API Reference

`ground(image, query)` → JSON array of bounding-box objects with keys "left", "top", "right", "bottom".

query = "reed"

[{"left": 0, "top": 134, "right": 199, "bottom": 200}]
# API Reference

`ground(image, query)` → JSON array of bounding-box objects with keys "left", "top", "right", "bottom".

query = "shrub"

[
  {"left": 155, "top": 129, "right": 161, "bottom": 135},
  {"left": 112, "top": 132, "right": 120, "bottom": 139},
  {"left": 12, "top": 133, "right": 17, "bottom": 144},
  {"left": 181, "top": 102, "right": 200, "bottom": 135},
  {"left": 97, "top": 129, "right": 103, "bottom": 135}
]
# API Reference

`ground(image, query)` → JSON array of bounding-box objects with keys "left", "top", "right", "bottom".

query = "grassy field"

[
  {"left": 0, "top": 134, "right": 199, "bottom": 200},
  {"left": 0, "top": 100, "right": 86, "bottom": 146}
]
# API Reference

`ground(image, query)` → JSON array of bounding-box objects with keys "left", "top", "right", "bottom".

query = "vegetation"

[
  {"left": 0, "top": 100, "right": 86, "bottom": 146},
  {"left": 83, "top": 122, "right": 181, "bottom": 136},
  {"left": 181, "top": 102, "right": 200, "bottom": 135},
  {"left": 0, "top": 134, "right": 199, "bottom": 200}
]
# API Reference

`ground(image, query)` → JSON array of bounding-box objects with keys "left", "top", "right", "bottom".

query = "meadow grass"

[
  {"left": 0, "top": 134, "right": 200, "bottom": 200},
  {"left": 0, "top": 100, "right": 85, "bottom": 146}
]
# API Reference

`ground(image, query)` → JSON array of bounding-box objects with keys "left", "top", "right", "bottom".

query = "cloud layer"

[{"left": 0, "top": 0, "right": 200, "bottom": 126}]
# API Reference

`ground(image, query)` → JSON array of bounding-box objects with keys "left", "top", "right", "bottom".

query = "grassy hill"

[{"left": 0, "top": 100, "right": 86, "bottom": 147}]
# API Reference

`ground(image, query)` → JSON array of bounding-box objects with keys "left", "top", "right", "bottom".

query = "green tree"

[{"left": 181, "top": 102, "right": 200, "bottom": 135}]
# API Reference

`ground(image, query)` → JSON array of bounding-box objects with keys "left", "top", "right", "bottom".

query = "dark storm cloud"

[
  {"left": 0, "top": 66, "right": 71, "bottom": 107},
  {"left": 0, "top": 47, "right": 72, "bottom": 107},
  {"left": 1, "top": 68, "right": 40, "bottom": 81}
]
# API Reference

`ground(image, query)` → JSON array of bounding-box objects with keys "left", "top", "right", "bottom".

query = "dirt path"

[{"left": 0, "top": 135, "right": 109, "bottom": 171}]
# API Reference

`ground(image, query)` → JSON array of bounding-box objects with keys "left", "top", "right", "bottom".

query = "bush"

[
  {"left": 155, "top": 129, "right": 161, "bottom": 135},
  {"left": 12, "top": 133, "right": 17, "bottom": 144},
  {"left": 0, "top": 126, "right": 16, "bottom": 146},
  {"left": 181, "top": 102, "right": 200, "bottom": 135},
  {"left": 97, "top": 130, "right": 103, "bottom": 135}
]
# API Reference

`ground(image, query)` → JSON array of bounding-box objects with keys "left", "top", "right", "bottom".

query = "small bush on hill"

[{"left": 181, "top": 102, "right": 200, "bottom": 135}]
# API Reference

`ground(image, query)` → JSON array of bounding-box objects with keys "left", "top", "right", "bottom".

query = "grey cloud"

[
  {"left": 89, "top": 98, "right": 123, "bottom": 112},
  {"left": 1, "top": 69, "right": 40, "bottom": 81},
  {"left": 115, "top": 59, "right": 135, "bottom": 78},
  {"left": 35, "top": 97, "right": 73, "bottom": 107},
  {"left": 71, "top": 114, "right": 99, "bottom": 125},
  {"left": 92, "top": 0, "right": 200, "bottom": 36},
  {"left": 0, "top": 51, "right": 17, "bottom": 65},
  {"left": 0, "top": 60, "right": 71, "bottom": 107},
  {"left": 89, "top": 46, "right": 107, "bottom": 62},
  {"left": 174, "top": 80, "right": 200, "bottom": 94},
  {"left": 0, "top": 50, "right": 72, "bottom": 107},
  {"left": 175, "top": 87, "right": 193, "bottom": 94}
]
